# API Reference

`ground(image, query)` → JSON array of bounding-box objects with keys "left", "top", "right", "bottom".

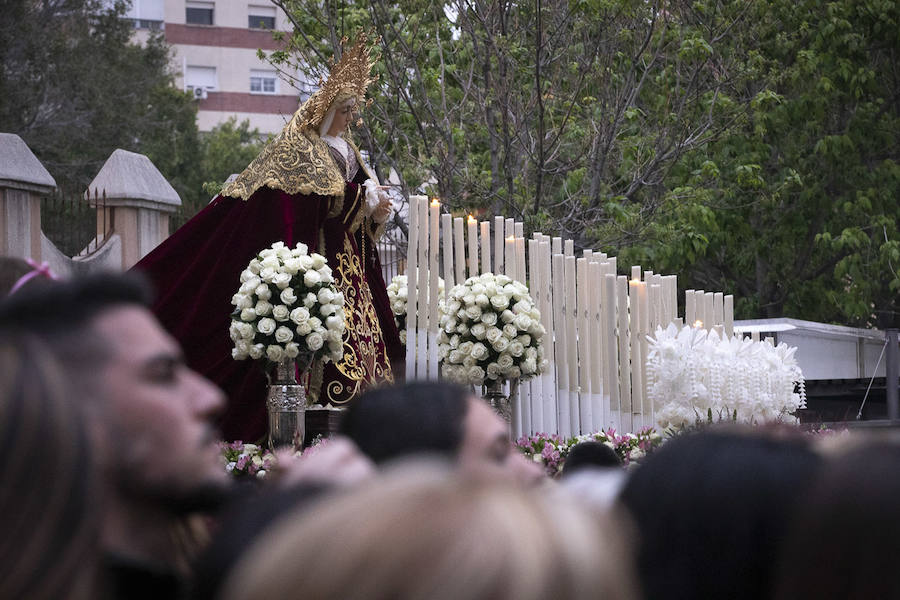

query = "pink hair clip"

[{"left": 8, "top": 258, "right": 57, "bottom": 295}]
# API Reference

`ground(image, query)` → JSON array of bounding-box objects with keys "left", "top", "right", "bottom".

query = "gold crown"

[{"left": 299, "top": 31, "right": 378, "bottom": 130}]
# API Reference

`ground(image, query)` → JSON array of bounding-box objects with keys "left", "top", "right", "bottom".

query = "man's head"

[
  {"left": 0, "top": 273, "right": 230, "bottom": 512},
  {"left": 340, "top": 382, "right": 543, "bottom": 485}
]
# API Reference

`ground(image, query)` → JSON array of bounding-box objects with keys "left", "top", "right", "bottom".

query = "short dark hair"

[
  {"left": 0, "top": 272, "right": 154, "bottom": 389},
  {"left": 339, "top": 381, "right": 470, "bottom": 464},
  {"left": 619, "top": 427, "right": 822, "bottom": 600},
  {"left": 561, "top": 441, "right": 621, "bottom": 476}
]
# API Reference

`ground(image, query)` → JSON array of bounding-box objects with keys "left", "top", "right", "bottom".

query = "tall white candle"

[
  {"left": 629, "top": 279, "right": 644, "bottom": 429},
  {"left": 631, "top": 265, "right": 641, "bottom": 281},
  {"left": 416, "top": 197, "right": 429, "bottom": 378},
  {"left": 514, "top": 221, "right": 524, "bottom": 239},
  {"left": 453, "top": 217, "right": 465, "bottom": 287},
  {"left": 539, "top": 240, "right": 556, "bottom": 432},
  {"left": 405, "top": 195, "right": 422, "bottom": 379},
  {"left": 576, "top": 257, "right": 591, "bottom": 432},
  {"left": 704, "top": 291, "right": 714, "bottom": 331},
  {"left": 428, "top": 199, "right": 440, "bottom": 379},
  {"left": 565, "top": 255, "right": 579, "bottom": 433},
  {"left": 564, "top": 239, "right": 574, "bottom": 257},
  {"left": 685, "top": 289, "right": 696, "bottom": 327},
  {"left": 604, "top": 273, "right": 618, "bottom": 428},
  {"left": 441, "top": 213, "right": 454, "bottom": 291},
  {"left": 467, "top": 215, "right": 478, "bottom": 278},
  {"left": 724, "top": 295, "right": 734, "bottom": 338},
  {"left": 552, "top": 252, "right": 569, "bottom": 437},
  {"left": 552, "top": 237, "right": 562, "bottom": 255},
  {"left": 505, "top": 236, "right": 515, "bottom": 279},
  {"left": 714, "top": 292, "right": 724, "bottom": 328},
  {"left": 616, "top": 275, "right": 631, "bottom": 432},
  {"left": 480, "top": 221, "right": 491, "bottom": 274},
  {"left": 494, "top": 216, "right": 504, "bottom": 273},
  {"left": 515, "top": 237, "right": 526, "bottom": 284}
]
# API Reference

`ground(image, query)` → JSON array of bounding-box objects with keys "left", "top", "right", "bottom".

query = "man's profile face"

[
  {"left": 458, "top": 396, "right": 544, "bottom": 485},
  {"left": 92, "top": 306, "right": 230, "bottom": 509}
]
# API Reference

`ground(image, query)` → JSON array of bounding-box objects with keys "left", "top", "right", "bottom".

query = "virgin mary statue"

[{"left": 134, "top": 34, "right": 402, "bottom": 442}]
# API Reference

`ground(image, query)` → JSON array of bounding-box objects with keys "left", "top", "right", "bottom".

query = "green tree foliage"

[
  {"left": 0, "top": 0, "right": 201, "bottom": 195},
  {"left": 271, "top": 0, "right": 897, "bottom": 326}
]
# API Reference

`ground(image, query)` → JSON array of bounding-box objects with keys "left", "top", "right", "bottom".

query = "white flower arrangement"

[
  {"left": 438, "top": 272, "right": 547, "bottom": 386},
  {"left": 646, "top": 324, "right": 806, "bottom": 430},
  {"left": 229, "top": 241, "right": 345, "bottom": 364},
  {"left": 386, "top": 274, "right": 445, "bottom": 346}
]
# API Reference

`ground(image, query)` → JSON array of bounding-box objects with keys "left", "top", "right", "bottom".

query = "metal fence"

[
  {"left": 377, "top": 237, "right": 406, "bottom": 284},
  {"left": 40, "top": 188, "right": 112, "bottom": 258}
]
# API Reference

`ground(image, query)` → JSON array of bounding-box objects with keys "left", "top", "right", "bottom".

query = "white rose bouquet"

[
  {"left": 229, "top": 241, "right": 345, "bottom": 365},
  {"left": 438, "top": 273, "right": 547, "bottom": 386},
  {"left": 386, "top": 274, "right": 445, "bottom": 346}
]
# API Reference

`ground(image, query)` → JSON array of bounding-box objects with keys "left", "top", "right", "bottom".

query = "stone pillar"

[
  {"left": 86, "top": 149, "right": 181, "bottom": 270},
  {"left": 0, "top": 134, "right": 57, "bottom": 260}
]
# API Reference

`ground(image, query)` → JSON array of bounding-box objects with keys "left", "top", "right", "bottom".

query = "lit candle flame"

[
  {"left": 631, "top": 278, "right": 641, "bottom": 284},
  {"left": 431, "top": 198, "right": 440, "bottom": 207},
  {"left": 506, "top": 235, "right": 515, "bottom": 242},
  {"left": 693, "top": 320, "right": 704, "bottom": 328},
  {"left": 467, "top": 214, "right": 476, "bottom": 224}
]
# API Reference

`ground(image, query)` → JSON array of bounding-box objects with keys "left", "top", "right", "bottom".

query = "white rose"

[
  {"left": 260, "top": 255, "right": 279, "bottom": 268},
  {"left": 232, "top": 347, "right": 249, "bottom": 360},
  {"left": 317, "top": 288, "right": 334, "bottom": 304},
  {"left": 392, "top": 301, "right": 405, "bottom": 315},
  {"left": 490, "top": 294, "right": 509, "bottom": 310},
  {"left": 465, "top": 305, "right": 482, "bottom": 321},
  {"left": 525, "top": 346, "right": 538, "bottom": 360},
  {"left": 326, "top": 315, "right": 345, "bottom": 332},
  {"left": 256, "top": 300, "right": 274, "bottom": 316},
  {"left": 303, "top": 270, "right": 321, "bottom": 287},
  {"left": 503, "top": 324, "right": 518, "bottom": 338},
  {"left": 298, "top": 255, "right": 314, "bottom": 270},
  {"left": 448, "top": 349, "right": 464, "bottom": 364},
  {"left": 269, "top": 241, "right": 285, "bottom": 251},
  {"left": 248, "top": 259, "right": 262, "bottom": 273},
  {"left": 273, "top": 272, "right": 292, "bottom": 290},
  {"left": 254, "top": 284, "right": 272, "bottom": 301},
  {"left": 284, "top": 342, "right": 300, "bottom": 358},
  {"left": 259, "top": 267, "right": 277, "bottom": 283},
  {"left": 509, "top": 341, "right": 525, "bottom": 358},
  {"left": 272, "top": 304, "right": 290, "bottom": 321},
  {"left": 513, "top": 300, "right": 531, "bottom": 314},
  {"left": 459, "top": 341, "right": 474, "bottom": 354},
  {"left": 274, "top": 326, "right": 293, "bottom": 343},
  {"left": 501, "top": 310, "right": 515, "bottom": 324},
  {"left": 497, "top": 353, "right": 514, "bottom": 370},
  {"left": 238, "top": 322, "right": 255, "bottom": 339},
  {"left": 290, "top": 307, "right": 310, "bottom": 324},
  {"left": 471, "top": 283, "right": 486, "bottom": 294},
  {"left": 310, "top": 253, "right": 327, "bottom": 269},
  {"left": 283, "top": 257, "right": 302, "bottom": 275},
  {"left": 470, "top": 323, "right": 486, "bottom": 340},
  {"left": 306, "top": 332, "right": 324, "bottom": 351},
  {"left": 471, "top": 343, "right": 488, "bottom": 360},
  {"left": 475, "top": 293, "right": 490, "bottom": 308},
  {"left": 481, "top": 311, "right": 498, "bottom": 326},
  {"left": 485, "top": 327, "right": 503, "bottom": 344},
  {"left": 229, "top": 322, "right": 242, "bottom": 341},
  {"left": 296, "top": 322, "right": 312, "bottom": 336},
  {"left": 239, "top": 269, "right": 255, "bottom": 283},
  {"left": 514, "top": 314, "right": 533, "bottom": 332},
  {"left": 292, "top": 242, "right": 308, "bottom": 255},
  {"left": 318, "top": 265, "right": 333, "bottom": 280},
  {"left": 266, "top": 345, "right": 284, "bottom": 362},
  {"left": 303, "top": 293, "right": 317, "bottom": 308},
  {"left": 492, "top": 337, "right": 510, "bottom": 353},
  {"left": 449, "top": 334, "right": 460, "bottom": 348},
  {"left": 398, "top": 287, "right": 408, "bottom": 299},
  {"left": 232, "top": 293, "right": 253, "bottom": 309},
  {"left": 467, "top": 365, "right": 485, "bottom": 383},
  {"left": 486, "top": 362, "right": 501, "bottom": 377},
  {"left": 239, "top": 279, "right": 258, "bottom": 294},
  {"left": 508, "top": 366, "right": 522, "bottom": 379},
  {"left": 248, "top": 343, "right": 264, "bottom": 360},
  {"left": 463, "top": 355, "right": 476, "bottom": 368},
  {"left": 332, "top": 292, "right": 345, "bottom": 306},
  {"left": 456, "top": 323, "right": 469, "bottom": 335},
  {"left": 280, "top": 288, "right": 298, "bottom": 305},
  {"left": 518, "top": 334, "right": 532, "bottom": 347},
  {"left": 522, "top": 356, "right": 537, "bottom": 374},
  {"left": 308, "top": 317, "right": 322, "bottom": 331},
  {"left": 257, "top": 317, "right": 276, "bottom": 335},
  {"left": 319, "top": 303, "right": 335, "bottom": 317},
  {"left": 240, "top": 308, "right": 257, "bottom": 322}
]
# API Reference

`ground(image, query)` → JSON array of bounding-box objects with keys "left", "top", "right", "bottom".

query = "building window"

[
  {"left": 250, "top": 70, "right": 277, "bottom": 94},
  {"left": 248, "top": 5, "right": 276, "bottom": 29},
  {"left": 186, "top": 66, "right": 218, "bottom": 95},
  {"left": 186, "top": 1, "right": 214, "bottom": 25},
  {"left": 121, "top": 0, "right": 164, "bottom": 30}
]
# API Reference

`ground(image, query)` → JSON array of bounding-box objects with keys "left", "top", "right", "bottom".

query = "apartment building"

[{"left": 123, "top": 0, "right": 307, "bottom": 133}]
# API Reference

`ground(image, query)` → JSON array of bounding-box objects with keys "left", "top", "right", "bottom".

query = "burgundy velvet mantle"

[{"left": 133, "top": 185, "right": 402, "bottom": 442}]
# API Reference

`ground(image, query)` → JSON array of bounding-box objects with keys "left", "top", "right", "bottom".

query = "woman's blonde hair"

[{"left": 224, "top": 463, "right": 636, "bottom": 600}]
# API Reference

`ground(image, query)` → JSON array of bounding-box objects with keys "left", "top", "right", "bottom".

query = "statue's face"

[{"left": 328, "top": 98, "right": 357, "bottom": 136}]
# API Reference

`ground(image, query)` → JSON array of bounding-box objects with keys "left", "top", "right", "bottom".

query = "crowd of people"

[{"left": 1, "top": 257, "right": 898, "bottom": 599}]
